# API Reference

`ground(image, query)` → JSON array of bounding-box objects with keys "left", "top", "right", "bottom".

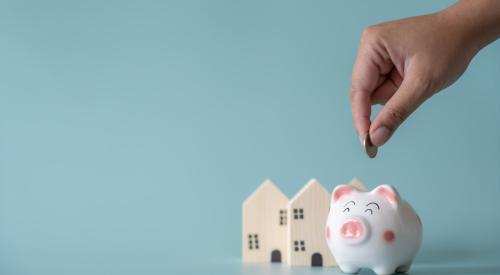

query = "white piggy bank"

[{"left": 326, "top": 184, "right": 422, "bottom": 275}]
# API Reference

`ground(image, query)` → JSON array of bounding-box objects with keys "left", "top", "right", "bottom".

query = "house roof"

[
  {"left": 289, "top": 178, "right": 329, "bottom": 204},
  {"left": 242, "top": 179, "right": 288, "bottom": 208},
  {"left": 348, "top": 177, "right": 367, "bottom": 192}
]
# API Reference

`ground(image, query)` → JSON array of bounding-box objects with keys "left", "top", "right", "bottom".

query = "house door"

[
  {"left": 271, "top": 250, "right": 281, "bottom": 263},
  {"left": 311, "top": 253, "right": 323, "bottom": 267}
]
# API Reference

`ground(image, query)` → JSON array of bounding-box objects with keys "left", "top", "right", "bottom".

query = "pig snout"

[
  {"left": 341, "top": 219, "right": 364, "bottom": 239},
  {"left": 340, "top": 217, "right": 369, "bottom": 244}
]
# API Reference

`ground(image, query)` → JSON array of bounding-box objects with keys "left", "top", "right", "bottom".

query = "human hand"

[{"left": 350, "top": 1, "right": 500, "bottom": 147}]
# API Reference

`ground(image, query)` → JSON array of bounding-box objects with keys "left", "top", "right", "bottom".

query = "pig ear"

[
  {"left": 332, "top": 185, "right": 355, "bottom": 203},
  {"left": 373, "top": 184, "right": 400, "bottom": 206}
]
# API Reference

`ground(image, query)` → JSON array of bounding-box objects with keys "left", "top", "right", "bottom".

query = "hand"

[{"left": 350, "top": 1, "right": 500, "bottom": 147}]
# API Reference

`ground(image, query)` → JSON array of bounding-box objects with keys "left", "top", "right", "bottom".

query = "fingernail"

[
  {"left": 359, "top": 134, "right": 364, "bottom": 146},
  {"left": 370, "top": 127, "right": 391, "bottom": 146}
]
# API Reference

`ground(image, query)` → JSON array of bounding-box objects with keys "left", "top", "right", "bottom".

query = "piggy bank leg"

[
  {"left": 338, "top": 264, "right": 360, "bottom": 274},
  {"left": 395, "top": 263, "right": 411, "bottom": 273},
  {"left": 373, "top": 266, "right": 397, "bottom": 275}
]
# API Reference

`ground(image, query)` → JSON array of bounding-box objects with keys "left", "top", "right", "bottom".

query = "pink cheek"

[
  {"left": 326, "top": 226, "right": 330, "bottom": 241},
  {"left": 383, "top": 230, "right": 395, "bottom": 242}
]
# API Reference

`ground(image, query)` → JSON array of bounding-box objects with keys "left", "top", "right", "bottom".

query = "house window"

[
  {"left": 294, "top": 240, "right": 305, "bottom": 252},
  {"left": 293, "top": 208, "right": 304, "bottom": 219},
  {"left": 248, "top": 234, "right": 259, "bottom": 250},
  {"left": 279, "top": 209, "right": 287, "bottom": 226}
]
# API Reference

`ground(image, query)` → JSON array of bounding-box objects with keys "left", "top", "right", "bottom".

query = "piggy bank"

[{"left": 326, "top": 184, "right": 422, "bottom": 275}]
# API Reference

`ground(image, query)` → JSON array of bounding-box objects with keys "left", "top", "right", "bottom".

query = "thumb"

[{"left": 369, "top": 74, "right": 432, "bottom": 146}]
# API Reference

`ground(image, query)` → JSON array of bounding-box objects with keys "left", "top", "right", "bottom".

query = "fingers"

[
  {"left": 351, "top": 90, "right": 371, "bottom": 143},
  {"left": 371, "top": 69, "right": 403, "bottom": 105},
  {"left": 369, "top": 73, "right": 432, "bottom": 146},
  {"left": 370, "top": 79, "right": 398, "bottom": 105},
  {"left": 350, "top": 47, "right": 391, "bottom": 143}
]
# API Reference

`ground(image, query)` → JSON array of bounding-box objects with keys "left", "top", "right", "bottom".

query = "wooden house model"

[
  {"left": 287, "top": 179, "right": 335, "bottom": 266},
  {"left": 242, "top": 179, "right": 289, "bottom": 263}
]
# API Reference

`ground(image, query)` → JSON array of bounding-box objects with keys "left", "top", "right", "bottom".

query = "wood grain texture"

[
  {"left": 287, "top": 179, "right": 336, "bottom": 266},
  {"left": 242, "top": 179, "right": 289, "bottom": 263}
]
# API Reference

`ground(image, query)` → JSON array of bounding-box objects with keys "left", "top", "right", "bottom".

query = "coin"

[{"left": 363, "top": 133, "right": 378, "bottom": 158}]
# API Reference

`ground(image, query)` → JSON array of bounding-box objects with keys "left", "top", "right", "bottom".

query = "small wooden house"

[
  {"left": 242, "top": 179, "right": 289, "bottom": 263},
  {"left": 287, "top": 179, "right": 335, "bottom": 267}
]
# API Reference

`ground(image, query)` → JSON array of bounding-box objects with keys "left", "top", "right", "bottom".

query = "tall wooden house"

[
  {"left": 242, "top": 179, "right": 289, "bottom": 263},
  {"left": 287, "top": 179, "right": 335, "bottom": 267}
]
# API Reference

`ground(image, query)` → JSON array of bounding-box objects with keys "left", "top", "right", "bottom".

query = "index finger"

[{"left": 349, "top": 49, "right": 382, "bottom": 142}]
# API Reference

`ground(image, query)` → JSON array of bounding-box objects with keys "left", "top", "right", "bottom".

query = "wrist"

[{"left": 441, "top": 0, "right": 500, "bottom": 53}]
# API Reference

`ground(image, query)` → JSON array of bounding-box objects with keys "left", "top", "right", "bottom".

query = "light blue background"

[{"left": 1, "top": 1, "right": 499, "bottom": 275}]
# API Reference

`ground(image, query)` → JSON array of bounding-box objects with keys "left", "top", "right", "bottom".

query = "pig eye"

[
  {"left": 342, "top": 201, "right": 355, "bottom": 213},
  {"left": 364, "top": 202, "right": 380, "bottom": 215},
  {"left": 366, "top": 202, "right": 380, "bottom": 210}
]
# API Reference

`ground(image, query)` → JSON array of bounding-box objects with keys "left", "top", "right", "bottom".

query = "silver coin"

[{"left": 363, "top": 134, "right": 378, "bottom": 158}]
